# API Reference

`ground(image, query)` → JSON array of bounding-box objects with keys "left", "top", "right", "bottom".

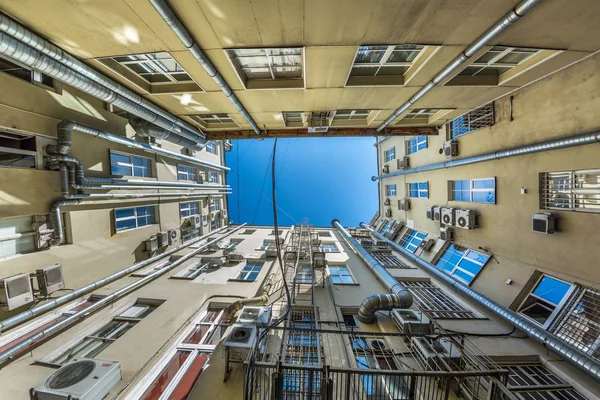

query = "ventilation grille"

[
  {"left": 47, "top": 360, "right": 96, "bottom": 389},
  {"left": 45, "top": 266, "right": 63, "bottom": 286},
  {"left": 6, "top": 275, "right": 30, "bottom": 299}
]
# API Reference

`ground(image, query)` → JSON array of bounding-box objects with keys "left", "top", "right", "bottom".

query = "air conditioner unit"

[
  {"left": 398, "top": 156, "right": 410, "bottom": 170},
  {"left": 168, "top": 229, "right": 179, "bottom": 245},
  {"left": 419, "top": 238, "right": 436, "bottom": 252},
  {"left": 31, "top": 358, "right": 121, "bottom": 400},
  {"left": 198, "top": 171, "right": 206, "bottom": 183},
  {"left": 391, "top": 309, "right": 432, "bottom": 335},
  {"left": 223, "top": 324, "right": 258, "bottom": 362},
  {"left": 0, "top": 273, "right": 33, "bottom": 311},
  {"left": 307, "top": 112, "right": 330, "bottom": 133},
  {"left": 384, "top": 198, "right": 391, "bottom": 206},
  {"left": 208, "top": 242, "right": 222, "bottom": 251},
  {"left": 144, "top": 236, "right": 158, "bottom": 253},
  {"left": 361, "top": 239, "right": 374, "bottom": 249},
  {"left": 202, "top": 214, "right": 208, "bottom": 226},
  {"left": 227, "top": 253, "right": 245, "bottom": 263},
  {"left": 443, "top": 140, "right": 459, "bottom": 159},
  {"left": 455, "top": 209, "right": 477, "bottom": 229},
  {"left": 426, "top": 206, "right": 433, "bottom": 220},
  {"left": 533, "top": 212, "right": 556, "bottom": 234},
  {"left": 385, "top": 209, "right": 393, "bottom": 218},
  {"left": 208, "top": 257, "right": 227, "bottom": 268},
  {"left": 265, "top": 245, "right": 278, "bottom": 258},
  {"left": 367, "top": 339, "right": 388, "bottom": 351},
  {"left": 238, "top": 306, "right": 272, "bottom": 326},
  {"left": 192, "top": 215, "right": 202, "bottom": 228},
  {"left": 222, "top": 209, "right": 228, "bottom": 219},
  {"left": 433, "top": 206, "right": 441, "bottom": 222},
  {"left": 182, "top": 147, "right": 195, "bottom": 156},
  {"left": 440, "top": 207, "right": 455, "bottom": 226},
  {"left": 398, "top": 198, "right": 411, "bottom": 211},
  {"left": 382, "top": 165, "right": 390, "bottom": 174},
  {"left": 411, "top": 337, "right": 461, "bottom": 371},
  {"left": 36, "top": 264, "right": 65, "bottom": 296},
  {"left": 156, "top": 231, "right": 169, "bottom": 247},
  {"left": 440, "top": 227, "right": 454, "bottom": 241}
]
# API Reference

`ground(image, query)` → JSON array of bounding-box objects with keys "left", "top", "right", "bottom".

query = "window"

[
  {"left": 435, "top": 244, "right": 490, "bottom": 285},
  {"left": 110, "top": 152, "right": 151, "bottom": 177},
  {"left": 209, "top": 199, "right": 220, "bottom": 213},
  {"left": 48, "top": 300, "right": 161, "bottom": 365},
  {"left": 115, "top": 206, "right": 156, "bottom": 232},
  {"left": 235, "top": 263, "right": 263, "bottom": 281},
  {"left": 459, "top": 46, "right": 539, "bottom": 77},
  {"left": 241, "top": 229, "right": 256, "bottom": 235},
  {"left": 177, "top": 165, "right": 196, "bottom": 181},
  {"left": 349, "top": 45, "right": 426, "bottom": 78},
  {"left": 449, "top": 178, "right": 496, "bottom": 204},
  {"left": 540, "top": 169, "right": 600, "bottom": 213},
  {"left": 188, "top": 114, "right": 235, "bottom": 128},
  {"left": 225, "top": 239, "right": 242, "bottom": 249},
  {"left": 517, "top": 275, "right": 574, "bottom": 327},
  {"left": 282, "top": 111, "right": 304, "bottom": 127},
  {"left": 208, "top": 171, "right": 219, "bottom": 184},
  {"left": 406, "top": 135, "right": 427, "bottom": 154},
  {"left": 399, "top": 229, "right": 427, "bottom": 253},
  {"left": 500, "top": 364, "right": 586, "bottom": 400},
  {"left": 449, "top": 103, "right": 494, "bottom": 138},
  {"left": 343, "top": 314, "right": 358, "bottom": 328},
  {"left": 211, "top": 214, "right": 221, "bottom": 230},
  {"left": 385, "top": 184, "right": 397, "bottom": 197},
  {"left": 0, "top": 130, "right": 37, "bottom": 169},
  {"left": 0, "top": 55, "right": 56, "bottom": 90},
  {"left": 408, "top": 182, "right": 429, "bottom": 198},
  {"left": 176, "top": 260, "right": 210, "bottom": 280},
  {"left": 99, "top": 52, "right": 194, "bottom": 85},
  {"left": 226, "top": 48, "right": 304, "bottom": 89},
  {"left": 179, "top": 202, "right": 200, "bottom": 218},
  {"left": 321, "top": 244, "right": 339, "bottom": 253},
  {"left": 258, "top": 240, "right": 274, "bottom": 251},
  {"left": 333, "top": 109, "right": 371, "bottom": 121},
  {"left": 384, "top": 147, "right": 395, "bottom": 162},
  {"left": 404, "top": 109, "right": 440, "bottom": 120},
  {"left": 318, "top": 231, "right": 332, "bottom": 237},
  {"left": 403, "top": 281, "right": 478, "bottom": 319},
  {"left": 371, "top": 252, "right": 409, "bottom": 268},
  {"left": 329, "top": 266, "right": 356, "bottom": 284},
  {"left": 205, "top": 142, "right": 218, "bottom": 155},
  {"left": 0, "top": 216, "right": 36, "bottom": 258}
]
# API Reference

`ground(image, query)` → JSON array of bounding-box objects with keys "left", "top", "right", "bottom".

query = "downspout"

[
  {"left": 83, "top": 177, "right": 230, "bottom": 189},
  {"left": 376, "top": 0, "right": 542, "bottom": 131},
  {"left": 0, "top": 31, "right": 205, "bottom": 148},
  {"left": 372, "top": 130, "right": 600, "bottom": 181},
  {"left": 148, "top": 0, "right": 261, "bottom": 136},
  {"left": 373, "top": 137, "right": 391, "bottom": 147},
  {"left": 49, "top": 200, "right": 80, "bottom": 246},
  {"left": 361, "top": 223, "right": 600, "bottom": 382},
  {"left": 0, "top": 224, "right": 246, "bottom": 363},
  {"left": 332, "top": 219, "right": 412, "bottom": 323},
  {"left": 0, "top": 226, "right": 229, "bottom": 332}
]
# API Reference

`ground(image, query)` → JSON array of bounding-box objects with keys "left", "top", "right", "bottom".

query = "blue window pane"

[
  {"left": 473, "top": 179, "right": 495, "bottom": 189},
  {"left": 341, "top": 275, "right": 354, "bottom": 284},
  {"left": 416, "top": 232, "right": 427, "bottom": 240},
  {"left": 472, "top": 190, "right": 495, "bottom": 203},
  {"left": 458, "top": 259, "right": 483, "bottom": 275},
  {"left": 116, "top": 218, "right": 136, "bottom": 231},
  {"left": 115, "top": 208, "right": 135, "bottom": 219},
  {"left": 533, "top": 276, "right": 571, "bottom": 306},
  {"left": 418, "top": 182, "right": 427, "bottom": 190},
  {"left": 111, "top": 153, "right": 129, "bottom": 164},
  {"left": 457, "top": 190, "right": 470, "bottom": 201},
  {"left": 466, "top": 250, "right": 490, "bottom": 264},
  {"left": 133, "top": 157, "right": 148, "bottom": 168},
  {"left": 111, "top": 164, "right": 131, "bottom": 176},
  {"left": 454, "top": 269, "right": 475, "bottom": 284}
]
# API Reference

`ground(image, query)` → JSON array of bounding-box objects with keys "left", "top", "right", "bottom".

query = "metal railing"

[{"left": 449, "top": 103, "right": 495, "bottom": 139}]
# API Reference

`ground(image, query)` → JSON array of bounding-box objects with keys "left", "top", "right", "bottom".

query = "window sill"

[
  {"left": 114, "top": 224, "right": 158, "bottom": 235},
  {"left": 110, "top": 174, "right": 157, "bottom": 181},
  {"left": 227, "top": 279, "right": 256, "bottom": 283},
  {"left": 332, "top": 283, "right": 360, "bottom": 286}
]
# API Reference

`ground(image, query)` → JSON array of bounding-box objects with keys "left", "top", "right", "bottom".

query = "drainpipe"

[
  {"left": 0, "top": 224, "right": 246, "bottom": 363},
  {"left": 149, "top": 0, "right": 261, "bottom": 136},
  {"left": 0, "top": 31, "right": 205, "bottom": 147},
  {"left": 361, "top": 223, "right": 600, "bottom": 382},
  {"left": 374, "top": 137, "right": 391, "bottom": 147},
  {"left": 376, "top": 0, "right": 542, "bottom": 131},
  {"left": 0, "top": 226, "right": 230, "bottom": 333},
  {"left": 71, "top": 183, "right": 231, "bottom": 192},
  {"left": 83, "top": 178, "right": 230, "bottom": 189},
  {"left": 332, "top": 219, "right": 412, "bottom": 323},
  {"left": 49, "top": 200, "right": 80, "bottom": 246},
  {"left": 372, "top": 130, "right": 600, "bottom": 181}
]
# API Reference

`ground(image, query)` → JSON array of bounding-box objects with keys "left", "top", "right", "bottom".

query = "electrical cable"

[
  {"left": 440, "top": 327, "right": 527, "bottom": 338},
  {"left": 251, "top": 149, "right": 273, "bottom": 224}
]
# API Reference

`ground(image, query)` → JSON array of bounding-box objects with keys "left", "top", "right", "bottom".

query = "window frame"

[
  {"left": 114, "top": 206, "right": 157, "bottom": 233},
  {"left": 209, "top": 199, "right": 220, "bottom": 213},
  {"left": 109, "top": 151, "right": 152, "bottom": 178},
  {"left": 233, "top": 262, "right": 264, "bottom": 282},
  {"left": 399, "top": 228, "right": 427, "bottom": 253},
  {"left": 0, "top": 55, "right": 60, "bottom": 93},
  {"left": 320, "top": 243, "right": 340, "bottom": 253},
  {"left": 384, "top": 147, "right": 396, "bottom": 162},
  {"left": 407, "top": 181, "right": 429, "bottom": 198},
  {"left": 403, "top": 281, "right": 482, "bottom": 319},
  {"left": 205, "top": 141, "right": 218, "bottom": 155},
  {"left": 385, "top": 184, "right": 397, "bottom": 197},
  {"left": 459, "top": 46, "right": 540, "bottom": 78},
  {"left": 177, "top": 165, "right": 197, "bottom": 182},
  {"left": 449, "top": 177, "right": 496, "bottom": 204},
  {"left": 435, "top": 244, "right": 491, "bottom": 285},
  {"left": 179, "top": 201, "right": 201, "bottom": 219},
  {"left": 208, "top": 171, "right": 219, "bottom": 184},
  {"left": 328, "top": 265, "right": 357, "bottom": 285},
  {"left": 348, "top": 45, "right": 427, "bottom": 80},
  {"left": 449, "top": 103, "right": 494, "bottom": 139},
  {"left": 517, "top": 274, "right": 575, "bottom": 329},
  {"left": 406, "top": 135, "right": 428, "bottom": 154}
]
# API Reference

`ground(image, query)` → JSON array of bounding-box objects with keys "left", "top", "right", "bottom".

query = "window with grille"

[
  {"left": 114, "top": 206, "right": 156, "bottom": 232},
  {"left": 110, "top": 152, "right": 151, "bottom": 177},
  {"left": 403, "top": 281, "right": 479, "bottom": 319},
  {"left": 408, "top": 182, "right": 428, "bottom": 198},
  {"left": 384, "top": 147, "right": 395, "bottom": 162},
  {"left": 398, "top": 229, "right": 426, "bottom": 253},
  {"left": 371, "top": 252, "right": 409, "bottom": 268},
  {"left": 449, "top": 103, "right": 494, "bottom": 138},
  {"left": 435, "top": 244, "right": 490, "bottom": 285},
  {"left": 459, "top": 46, "right": 539, "bottom": 78},
  {"left": 499, "top": 364, "right": 587, "bottom": 400},
  {"left": 385, "top": 184, "right": 397, "bottom": 197},
  {"left": 349, "top": 45, "right": 426, "bottom": 78},
  {"left": 179, "top": 202, "right": 200, "bottom": 218},
  {"left": 449, "top": 178, "right": 495, "bottom": 204},
  {"left": 177, "top": 165, "right": 196, "bottom": 181},
  {"left": 406, "top": 135, "right": 427, "bottom": 154},
  {"left": 540, "top": 169, "right": 600, "bottom": 213}
]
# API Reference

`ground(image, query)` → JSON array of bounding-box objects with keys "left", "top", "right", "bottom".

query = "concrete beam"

[{"left": 205, "top": 126, "right": 439, "bottom": 140}]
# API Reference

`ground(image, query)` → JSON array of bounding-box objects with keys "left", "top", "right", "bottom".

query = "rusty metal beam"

[{"left": 205, "top": 126, "right": 438, "bottom": 140}]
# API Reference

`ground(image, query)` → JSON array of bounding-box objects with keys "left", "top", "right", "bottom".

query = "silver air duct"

[
  {"left": 148, "top": 0, "right": 261, "bottom": 136},
  {"left": 0, "top": 12, "right": 203, "bottom": 142},
  {"left": 332, "top": 219, "right": 412, "bottom": 323},
  {"left": 376, "top": 0, "right": 542, "bottom": 131},
  {"left": 372, "top": 130, "right": 600, "bottom": 181},
  {"left": 128, "top": 116, "right": 204, "bottom": 150},
  {"left": 0, "top": 30, "right": 205, "bottom": 148},
  {"left": 361, "top": 223, "right": 600, "bottom": 382}
]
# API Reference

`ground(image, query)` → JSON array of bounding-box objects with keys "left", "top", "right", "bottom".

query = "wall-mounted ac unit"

[
  {"left": 433, "top": 206, "right": 441, "bottom": 222},
  {"left": 223, "top": 324, "right": 257, "bottom": 362},
  {"left": 202, "top": 214, "right": 208, "bottom": 226},
  {"left": 440, "top": 207, "right": 455, "bottom": 226},
  {"left": 307, "top": 111, "right": 331, "bottom": 133},
  {"left": 0, "top": 273, "right": 33, "bottom": 311},
  {"left": 385, "top": 209, "right": 393, "bottom": 218},
  {"left": 156, "top": 231, "right": 169, "bottom": 247},
  {"left": 182, "top": 147, "right": 195, "bottom": 156},
  {"left": 208, "top": 256, "right": 227, "bottom": 268},
  {"left": 382, "top": 165, "right": 389, "bottom": 174},
  {"left": 361, "top": 239, "right": 374, "bottom": 249},
  {"left": 440, "top": 227, "right": 454, "bottom": 241},
  {"left": 384, "top": 198, "right": 391, "bottom": 206},
  {"left": 238, "top": 306, "right": 272, "bottom": 326},
  {"left": 443, "top": 140, "right": 459, "bottom": 159},
  {"left": 198, "top": 171, "right": 206, "bottom": 183},
  {"left": 31, "top": 358, "right": 121, "bottom": 400},
  {"left": 192, "top": 215, "right": 202, "bottom": 228},
  {"left": 144, "top": 236, "right": 158, "bottom": 253},
  {"left": 227, "top": 253, "right": 245, "bottom": 263},
  {"left": 222, "top": 209, "right": 228, "bottom": 219},
  {"left": 168, "top": 229, "right": 179, "bottom": 245},
  {"left": 208, "top": 242, "right": 222, "bottom": 251},
  {"left": 426, "top": 206, "right": 433, "bottom": 220},
  {"left": 397, "top": 156, "right": 410, "bottom": 170},
  {"left": 411, "top": 337, "right": 461, "bottom": 371},
  {"left": 533, "top": 212, "right": 556, "bottom": 234},
  {"left": 392, "top": 309, "right": 432, "bottom": 335},
  {"left": 398, "top": 198, "right": 411, "bottom": 211},
  {"left": 265, "top": 246, "right": 278, "bottom": 258},
  {"left": 419, "top": 238, "right": 436, "bottom": 252},
  {"left": 455, "top": 209, "right": 477, "bottom": 229},
  {"left": 36, "top": 264, "right": 65, "bottom": 296}
]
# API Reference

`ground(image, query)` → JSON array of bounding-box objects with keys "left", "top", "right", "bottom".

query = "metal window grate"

[
  {"left": 500, "top": 364, "right": 587, "bottom": 400},
  {"left": 403, "top": 281, "right": 479, "bottom": 319},
  {"left": 371, "top": 252, "right": 409, "bottom": 269},
  {"left": 449, "top": 103, "right": 494, "bottom": 138},
  {"left": 540, "top": 170, "right": 600, "bottom": 213}
]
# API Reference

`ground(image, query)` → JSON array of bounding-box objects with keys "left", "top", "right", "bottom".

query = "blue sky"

[{"left": 225, "top": 137, "right": 378, "bottom": 227}]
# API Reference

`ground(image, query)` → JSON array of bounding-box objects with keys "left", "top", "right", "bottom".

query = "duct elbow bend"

[{"left": 357, "top": 293, "right": 413, "bottom": 324}]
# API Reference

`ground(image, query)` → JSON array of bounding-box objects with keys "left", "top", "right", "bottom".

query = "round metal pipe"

[
  {"left": 361, "top": 223, "right": 600, "bottom": 382},
  {"left": 63, "top": 192, "right": 230, "bottom": 200},
  {"left": 83, "top": 177, "right": 229, "bottom": 189},
  {"left": 73, "top": 184, "right": 231, "bottom": 192}
]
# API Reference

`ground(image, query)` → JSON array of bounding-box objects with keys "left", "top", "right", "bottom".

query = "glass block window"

[
  {"left": 408, "top": 182, "right": 428, "bottom": 198},
  {"left": 350, "top": 45, "right": 426, "bottom": 77},
  {"left": 110, "top": 152, "right": 151, "bottom": 177},
  {"left": 115, "top": 206, "right": 155, "bottom": 232},
  {"left": 449, "top": 178, "right": 495, "bottom": 204},
  {"left": 435, "top": 244, "right": 490, "bottom": 285},
  {"left": 227, "top": 48, "right": 303, "bottom": 80},
  {"left": 399, "top": 229, "right": 427, "bottom": 253},
  {"left": 406, "top": 135, "right": 427, "bottom": 154}
]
